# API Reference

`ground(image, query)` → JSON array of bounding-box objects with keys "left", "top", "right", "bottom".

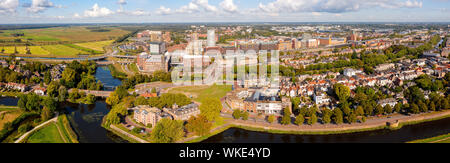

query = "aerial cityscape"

[{"left": 0, "top": 0, "right": 449, "bottom": 146}]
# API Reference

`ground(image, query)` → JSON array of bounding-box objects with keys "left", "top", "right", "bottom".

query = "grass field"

[
  {"left": 26, "top": 123, "right": 65, "bottom": 143},
  {"left": 0, "top": 108, "right": 22, "bottom": 131},
  {"left": 409, "top": 133, "right": 450, "bottom": 143},
  {"left": 0, "top": 26, "right": 129, "bottom": 43},
  {"left": 168, "top": 84, "right": 232, "bottom": 104},
  {"left": 75, "top": 40, "right": 113, "bottom": 52}
]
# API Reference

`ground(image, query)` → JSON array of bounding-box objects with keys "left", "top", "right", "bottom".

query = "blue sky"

[{"left": 0, "top": 0, "right": 449, "bottom": 23}]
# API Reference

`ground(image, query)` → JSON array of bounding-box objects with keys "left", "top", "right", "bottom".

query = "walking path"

[
  {"left": 14, "top": 116, "right": 58, "bottom": 143},
  {"left": 54, "top": 121, "right": 68, "bottom": 143},
  {"left": 109, "top": 124, "right": 149, "bottom": 143},
  {"left": 178, "top": 123, "right": 231, "bottom": 143}
]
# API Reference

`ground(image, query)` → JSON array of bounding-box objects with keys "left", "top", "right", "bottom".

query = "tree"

[
  {"left": 394, "top": 103, "right": 402, "bottom": 113},
  {"left": 232, "top": 109, "right": 241, "bottom": 119},
  {"left": 355, "top": 106, "right": 365, "bottom": 116},
  {"left": 134, "top": 96, "right": 148, "bottom": 106},
  {"left": 307, "top": 114, "right": 317, "bottom": 125},
  {"left": 322, "top": 109, "right": 332, "bottom": 124},
  {"left": 281, "top": 108, "right": 291, "bottom": 125},
  {"left": 85, "top": 94, "right": 96, "bottom": 104},
  {"left": 294, "top": 114, "right": 304, "bottom": 125},
  {"left": 106, "top": 92, "right": 120, "bottom": 106},
  {"left": 384, "top": 105, "right": 393, "bottom": 114},
  {"left": 347, "top": 113, "right": 357, "bottom": 124},
  {"left": 40, "top": 107, "right": 54, "bottom": 122},
  {"left": 333, "top": 108, "right": 343, "bottom": 124},
  {"left": 43, "top": 71, "right": 51, "bottom": 85},
  {"left": 47, "top": 82, "right": 59, "bottom": 98},
  {"left": 409, "top": 103, "right": 420, "bottom": 114},
  {"left": 267, "top": 115, "right": 276, "bottom": 123},
  {"left": 341, "top": 104, "right": 351, "bottom": 116},
  {"left": 242, "top": 111, "right": 249, "bottom": 121},
  {"left": 334, "top": 83, "right": 350, "bottom": 102},
  {"left": 150, "top": 118, "right": 184, "bottom": 143},
  {"left": 375, "top": 104, "right": 384, "bottom": 115},
  {"left": 418, "top": 100, "right": 428, "bottom": 113},
  {"left": 42, "top": 96, "right": 57, "bottom": 112},
  {"left": 429, "top": 101, "right": 436, "bottom": 111},
  {"left": 58, "top": 86, "right": 68, "bottom": 102},
  {"left": 185, "top": 115, "right": 212, "bottom": 136},
  {"left": 199, "top": 98, "right": 222, "bottom": 122},
  {"left": 61, "top": 68, "right": 77, "bottom": 88}
]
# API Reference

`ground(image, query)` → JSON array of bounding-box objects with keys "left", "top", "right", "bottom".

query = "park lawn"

[
  {"left": 2, "top": 46, "right": 50, "bottom": 55},
  {"left": 409, "top": 133, "right": 450, "bottom": 143},
  {"left": 0, "top": 109, "right": 23, "bottom": 130},
  {"left": 75, "top": 40, "right": 114, "bottom": 52},
  {"left": 168, "top": 84, "right": 232, "bottom": 104},
  {"left": 41, "top": 45, "right": 86, "bottom": 57},
  {"left": 26, "top": 123, "right": 66, "bottom": 143}
]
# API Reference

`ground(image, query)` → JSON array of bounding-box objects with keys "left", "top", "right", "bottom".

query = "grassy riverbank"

[{"left": 408, "top": 133, "right": 450, "bottom": 143}]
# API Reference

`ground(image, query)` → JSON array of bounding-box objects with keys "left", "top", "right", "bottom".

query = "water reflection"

[{"left": 203, "top": 117, "right": 450, "bottom": 143}]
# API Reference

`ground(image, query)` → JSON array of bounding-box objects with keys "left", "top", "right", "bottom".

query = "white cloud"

[
  {"left": 194, "top": 0, "right": 218, "bottom": 12},
  {"left": 176, "top": 2, "right": 201, "bottom": 13},
  {"left": 0, "top": 0, "right": 19, "bottom": 14},
  {"left": 27, "top": 0, "right": 57, "bottom": 13},
  {"left": 220, "top": 0, "right": 238, "bottom": 13},
  {"left": 82, "top": 3, "right": 114, "bottom": 18},
  {"left": 257, "top": 0, "right": 423, "bottom": 14},
  {"left": 173, "top": 0, "right": 219, "bottom": 14},
  {"left": 156, "top": 6, "right": 172, "bottom": 15}
]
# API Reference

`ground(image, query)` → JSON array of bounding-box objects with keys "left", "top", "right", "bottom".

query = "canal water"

[
  {"left": 0, "top": 66, "right": 127, "bottom": 143},
  {"left": 1, "top": 66, "right": 449, "bottom": 143},
  {"left": 202, "top": 117, "right": 450, "bottom": 143}
]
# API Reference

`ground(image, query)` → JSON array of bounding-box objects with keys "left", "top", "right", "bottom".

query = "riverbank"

[
  {"left": 408, "top": 133, "right": 450, "bottom": 143},
  {"left": 183, "top": 110, "right": 450, "bottom": 143}
]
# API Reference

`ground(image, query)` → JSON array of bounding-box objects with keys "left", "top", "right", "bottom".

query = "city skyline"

[{"left": 0, "top": 0, "right": 450, "bottom": 23}]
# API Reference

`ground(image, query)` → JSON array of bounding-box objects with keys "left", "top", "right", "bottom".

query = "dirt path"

[{"left": 54, "top": 121, "right": 68, "bottom": 143}]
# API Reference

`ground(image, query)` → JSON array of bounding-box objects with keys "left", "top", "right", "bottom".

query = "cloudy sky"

[{"left": 0, "top": 0, "right": 449, "bottom": 23}]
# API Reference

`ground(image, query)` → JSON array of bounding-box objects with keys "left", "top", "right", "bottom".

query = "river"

[
  {"left": 0, "top": 66, "right": 449, "bottom": 143},
  {"left": 0, "top": 66, "right": 127, "bottom": 143}
]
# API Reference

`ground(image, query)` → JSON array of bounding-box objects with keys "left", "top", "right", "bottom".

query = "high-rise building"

[{"left": 207, "top": 29, "right": 216, "bottom": 47}]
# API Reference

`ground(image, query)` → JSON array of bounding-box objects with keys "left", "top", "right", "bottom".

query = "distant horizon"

[{"left": 0, "top": 21, "right": 449, "bottom": 26}]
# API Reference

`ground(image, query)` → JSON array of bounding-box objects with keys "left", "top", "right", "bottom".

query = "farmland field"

[
  {"left": 75, "top": 40, "right": 114, "bottom": 52},
  {"left": 2, "top": 46, "right": 50, "bottom": 55},
  {"left": 0, "top": 26, "right": 129, "bottom": 43},
  {"left": 41, "top": 45, "right": 87, "bottom": 57}
]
